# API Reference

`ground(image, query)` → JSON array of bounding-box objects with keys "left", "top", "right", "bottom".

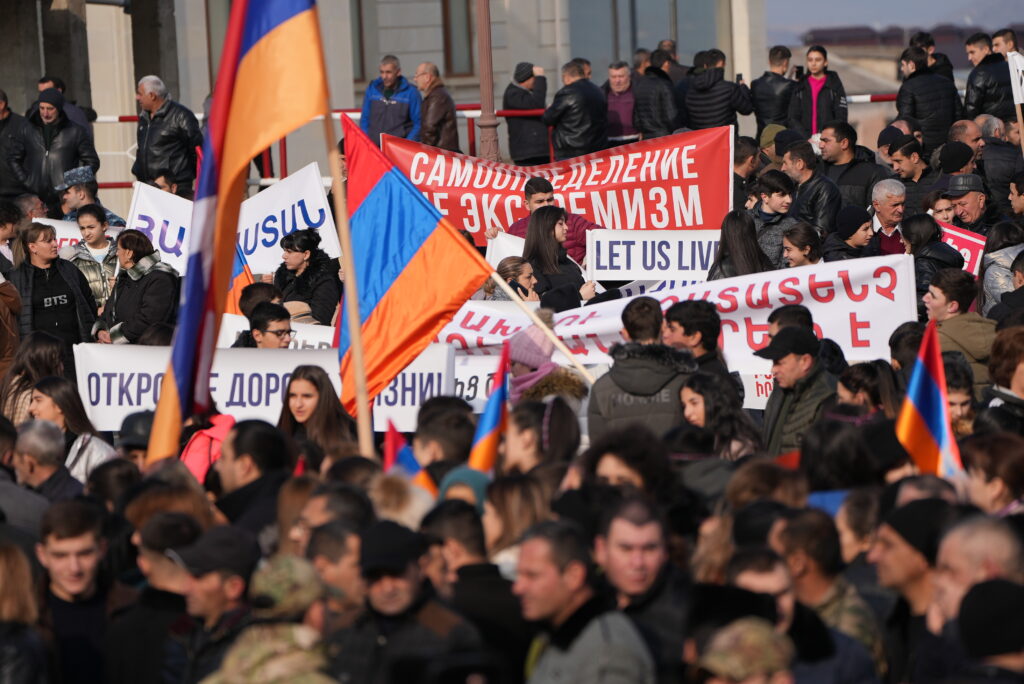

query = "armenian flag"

[
  {"left": 148, "top": 0, "right": 329, "bottom": 460},
  {"left": 384, "top": 420, "right": 437, "bottom": 495},
  {"left": 225, "top": 243, "right": 254, "bottom": 316},
  {"left": 337, "top": 116, "right": 493, "bottom": 413},
  {"left": 896, "top": 320, "right": 963, "bottom": 477},
  {"left": 468, "top": 341, "right": 510, "bottom": 473}
]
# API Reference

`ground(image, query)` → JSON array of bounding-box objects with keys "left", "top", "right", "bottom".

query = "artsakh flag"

[
  {"left": 148, "top": 0, "right": 330, "bottom": 460},
  {"left": 335, "top": 116, "right": 493, "bottom": 413},
  {"left": 467, "top": 340, "right": 510, "bottom": 473},
  {"left": 896, "top": 320, "right": 963, "bottom": 477}
]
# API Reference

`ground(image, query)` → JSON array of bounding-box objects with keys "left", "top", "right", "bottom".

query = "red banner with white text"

[{"left": 381, "top": 128, "right": 734, "bottom": 246}]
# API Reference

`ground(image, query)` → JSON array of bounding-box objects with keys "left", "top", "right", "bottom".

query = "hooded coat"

[
  {"left": 588, "top": 343, "right": 697, "bottom": 442},
  {"left": 938, "top": 312, "right": 997, "bottom": 398},
  {"left": 896, "top": 68, "right": 963, "bottom": 153},
  {"left": 684, "top": 67, "right": 753, "bottom": 130},
  {"left": 273, "top": 250, "right": 341, "bottom": 325}
]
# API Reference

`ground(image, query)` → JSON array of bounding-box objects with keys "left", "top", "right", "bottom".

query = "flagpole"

[
  {"left": 489, "top": 273, "right": 596, "bottom": 384},
  {"left": 322, "top": 115, "right": 375, "bottom": 458}
]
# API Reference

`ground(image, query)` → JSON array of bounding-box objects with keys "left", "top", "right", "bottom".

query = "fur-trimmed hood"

[
  {"left": 519, "top": 367, "right": 589, "bottom": 403},
  {"left": 608, "top": 342, "right": 697, "bottom": 395}
]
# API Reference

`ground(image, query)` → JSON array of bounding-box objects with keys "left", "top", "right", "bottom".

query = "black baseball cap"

[
  {"left": 754, "top": 326, "right": 820, "bottom": 362},
  {"left": 167, "top": 525, "right": 261, "bottom": 580}
]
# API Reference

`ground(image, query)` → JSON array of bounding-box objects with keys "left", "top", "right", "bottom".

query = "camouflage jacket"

[
  {"left": 200, "top": 623, "right": 335, "bottom": 684},
  {"left": 812, "top": 576, "right": 886, "bottom": 677}
]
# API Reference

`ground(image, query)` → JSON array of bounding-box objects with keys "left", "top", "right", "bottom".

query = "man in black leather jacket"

[
  {"left": 963, "top": 33, "right": 1014, "bottom": 123},
  {"left": 896, "top": 47, "right": 962, "bottom": 155},
  {"left": 542, "top": 61, "right": 607, "bottom": 160},
  {"left": 750, "top": 46, "right": 795, "bottom": 138},
  {"left": 4, "top": 89, "right": 98, "bottom": 210},
  {"left": 132, "top": 75, "right": 203, "bottom": 196},
  {"left": 632, "top": 50, "right": 678, "bottom": 139},
  {"left": 819, "top": 120, "right": 891, "bottom": 210},
  {"left": 781, "top": 141, "right": 841, "bottom": 235},
  {"left": 975, "top": 115, "right": 1024, "bottom": 216}
]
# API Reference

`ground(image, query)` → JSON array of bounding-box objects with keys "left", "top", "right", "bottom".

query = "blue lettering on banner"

[
  {"left": 240, "top": 200, "right": 328, "bottom": 256},
  {"left": 87, "top": 372, "right": 163, "bottom": 407},
  {"left": 375, "top": 372, "right": 444, "bottom": 407},
  {"left": 132, "top": 214, "right": 186, "bottom": 257},
  {"left": 226, "top": 372, "right": 290, "bottom": 407}
]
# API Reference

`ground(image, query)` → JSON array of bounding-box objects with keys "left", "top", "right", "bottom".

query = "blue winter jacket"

[{"left": 360, "top": 76, "right": 422, "bottom": 145}]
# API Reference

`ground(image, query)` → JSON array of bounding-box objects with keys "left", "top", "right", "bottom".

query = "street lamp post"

[{"left": 474, "top": 0, "right": 501, "bottom": 161}]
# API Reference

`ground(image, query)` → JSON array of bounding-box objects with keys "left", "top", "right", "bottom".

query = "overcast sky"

[{"left": 765, "top": 0, "right": 1017, "bottom": 43}]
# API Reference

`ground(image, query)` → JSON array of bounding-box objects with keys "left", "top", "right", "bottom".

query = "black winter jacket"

[
  {"left": 896, "top": 68, "right": 962, "bottom": 153},
  {"left": 622, "top": 566, "right": 690, "bottom": 684},
  {"left": 914, "top": 240, "right": 965, "bottom": 318},
  {"left": 822, "top": 233, "right": 864, "bottom": 262},
  {"left": 953, "top": 200, "right": 1003, "bottom": 236},
  {"left": 750, "top": 205, "right": 797, "bottom": 270},
  {"left": 95, "top": 253, "right": 180, "bottom": 343},
  {"left": 503, "top": 77, "right": 548, "bottom": 162},
  {"left": 902, "top": 166, "right": 941, "bottom": 215},
  {"left": 530, "top": 250, "right": 585, "bottom": 312},
  {"left": 5, "top": 110, "right": 99, "bottom": 205},
  {"left": 0, "top": 113, "right": 32, "bottom": 199},
  {"left": 931, "top": 53, "right": 955, "bottom": 81},
  {"left": 750, "top": 71, "right": 794, "bottom": 136},
  {"left": 980, "top": 137, "right": 1024, "bottom": 215},
  {"left": 789, "top": 172, "right": 842, "bottom": 235},
  {"left": 543, "top": 79, "right": 608, "bottom": 159},
  {"left": 684, "top": 67, "right": 753, "bottom": 130},
  {"left": 132, "top": 99, "right": 203, "bottom": 185},
  {"left": 273, "top": 250, "right": 341, "bottom": 325},
  {"left": 632, "top": 68, "right": 677, "bottom": 139},
  {"left": 787, "top": 71, "right": 848, "bottom": 138},
  {"left": 823, "top": 146, "right": 892, "bottom": 210},
  {"left": 9, "top": 258, "right": 96, "bottom": 341},
  {"left": 0, "top": 621, "right": 49, "bottom": 683},
  {"left": 964, "top": 53, "right": 1015, "bottom": 122}
]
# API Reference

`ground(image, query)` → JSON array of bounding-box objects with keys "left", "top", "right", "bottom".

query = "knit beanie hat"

[
  {"left": 514, "top": 62, "right": 535, "bottom": 84},
  {"left": 37, "top": 87, "right": 65, "bottom": 111},
  {"left": 958, "top": 579, "right": 1024, "bottom": 659},
  {"left": 759, "top": 124, "right": 786, "bottom": 151},
  {"left": 940, "top": 141, "right": 974, "bottom": 174},
  {"left": 509, "top": 309, "right": 555, "bottom": 369},
  {"left": 774, "top": 130, "right": 803, "bottom": 158},
  {"left": 835, "top": 206, "right": 872, "bottom": 240},
  {"left": 882, "top": 498, "right": 956, "bottom": 566}
]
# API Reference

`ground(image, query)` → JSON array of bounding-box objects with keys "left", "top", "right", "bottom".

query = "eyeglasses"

[{"left": 263, "top": 329, "right": 295, "bottom": 337}]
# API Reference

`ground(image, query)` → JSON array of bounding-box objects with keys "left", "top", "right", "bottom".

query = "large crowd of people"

[{"left": 0, "top": 23, "right": 1023, "bottom": 684}]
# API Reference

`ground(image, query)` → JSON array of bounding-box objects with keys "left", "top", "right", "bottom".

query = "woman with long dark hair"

[
  {"left": 95, "top": 229, "right": 179, "bottom": 344},
  {"left": 902, "top": 214, "right": 964, "bottom": 308},
  {"left": 787, "top": 45, "right": 848, "bottom": 139},
  {"left": 277, "top": 365, "right": 355, "bottom": 461},
  {"left": 979, "top": 220, "right": 1024, "bottom": 315},
  {"left": 0, "top": 331, "right": 63, "bottom": 425},
  {"left": 523, "top": 205, "right": 597, "bottom": 311},
  {"left": 29, "top": 375, "right": 116, "bottom": 481},
  {"left": 500, "top": 397, "right": 580, "bottom": 475},
  {"left": 273, "top": 229, "right": 341, "bottom": 325},
  {"left": 679, "top": 372, "right": 762, "bottom": 459},
  {"left": 837, "top": 361, "right": 901, "bottom": 419},
  {"left": 781, "top": 222, "right": 823, "bottom": 268},
  {"left": 708, "top": 210, "right": 773, "bottom": 280}
]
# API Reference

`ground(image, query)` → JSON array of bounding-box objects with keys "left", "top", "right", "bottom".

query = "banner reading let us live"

[
  {"left": 436, "top": 255, "right": 917, "bottom": 372},
  {"left": 381, "top": 128, "right": 734, "bottom": 245}
]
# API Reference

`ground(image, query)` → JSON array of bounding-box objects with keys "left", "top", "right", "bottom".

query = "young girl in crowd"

[
  {"left": 273, "top": 229, "right": 341, "bottom": 325},
  {"left": 708, "top": 210, "right": 773, "bottom": 280},
  {"left": 29, "top": 375, "right": 116, "bottom": 482},
  {"left": 788, "top": 44, "right": 848, "bottom": 139},
  {"left": 902, "top": 213, "right": 964, "bottom": 312},
  {"left": 837, "top": 361, "right": 901, "bottom": 419},
  {"left": 500, "top": 397, "right": 581, "bottom": 475},
  {"left": 523, "top": 205, "right": 596, "bottom": 311},
  {"left": 65, "top": 203, "right": 117, "bottom": 311},
  {"left": 278, "top": 365, "right": 356, "bottom": 468},
  {"left": 679, "top": 372, "right": 762, "bottom": 460},
  {"left": 482, "top": 474, "right": 550, "bottom": 580},
  {"left": 0, "top": 332, "right": 64, "bottom": 426},
  {"left": 781, "top": 222, "right": 822, "bottom": 268},
  {"left": 923, "top": 189, "right": 957, "bottom": 224},
  {"left": 483, "top": 256, "right": 539, "bottom": 301}
]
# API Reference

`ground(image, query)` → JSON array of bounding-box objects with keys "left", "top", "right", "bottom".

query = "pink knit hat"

[{"left": 509, "top": 311, "right": 556, "bottom": 369}]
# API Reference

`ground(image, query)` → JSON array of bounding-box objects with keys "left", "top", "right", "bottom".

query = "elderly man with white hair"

[
  {"left": 131, "top": 75, "right": 203, "bottom": 197},
  {"left": 865, "top": 178, "right": 908, "bottom": 256}
]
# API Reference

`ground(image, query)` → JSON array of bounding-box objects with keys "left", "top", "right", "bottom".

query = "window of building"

[{"left": 442, "top": 0, "right": 473, "bottom": 76}]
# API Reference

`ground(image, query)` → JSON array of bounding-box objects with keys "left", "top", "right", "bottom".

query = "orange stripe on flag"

[{"left": 895, "top": 404, "right": 941, "bottom": 475}]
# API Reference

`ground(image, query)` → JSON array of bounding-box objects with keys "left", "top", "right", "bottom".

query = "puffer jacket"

[
  {"left": 542, "top": 79, "right": 608, "bottom": 159},
  {"left": 787, "top": 71, "right": 848, "bottom": 138},
  {"left": 588, "top": 343, "right": 697, "bottom": 442},
  {"left": 823, "top": 146, "right": 892, "bottom": 210},
  {"left": 750, "top": 71, "right": 795, "bottom": 136},
  {"left": 503, "top": 77, "right": 548, "bottom": 162},
  {"left": 750, "top": 205, "right": 797, "bottom": 269},
  {"left": 684, "top": 67, "right": 753, "bottom": 130},
  {"left": 963, "top": 53, "right": 1014, "bottom": 122},
  {"left": 914, "top": 240, "right": 965, "bottom": 303},
  {"left": 631, "top": 67, "right": 677, "bottom": 139},
  {"left": 763, "top": 359, "right": 837, "bottom": 455},
  {"left": 5, "top": 109, "right": 99, "bottom": 206},
  {"left": 896, "top": 68, "right": 962, "bottom": 153},
  {"left": 131, "top": 99, "right": 203, "bottom": 185},
  {"left": 420, "top": 80, "right": 459, "bottom": 152},
  {"left": 61, "top": 239, "right": 117, "bottom": 309},
  {"left": 938, "top": 312, "right": 997, "bottom": 397},
  {"left": 980, "top": 137, "right": 1024, "bottom": 215},
  {"left": 507, "top": 211, "right": 603, "bottom": 264},
  {"left": 982, "top": 244, "right": 1024, "bottom": 315},
  {"left": 95, "top": 252, "right": 180, "bottom": 343},
  {"left": 360, "top": 75, "right": 422, "bottom": 144},
  {"left": 66, "top": 432, "right": 117, "bottom": 483},
  {"left": 822, "top": 233, "right": 863, "bottom": 262},
  {"left": 789, "top": 172, "right": 842, "bottom": 235},
  {"left": 273, "top": 250, "right": 341, "bottom": 325}
]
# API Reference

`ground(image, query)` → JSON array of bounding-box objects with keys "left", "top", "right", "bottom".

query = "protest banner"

[
  {"left": 373, "top": 344, "right": 455, "bottom": 431},
  {"left": 586, "top": 230, "right": 719, "bottom": 282},
  {"left": 382, "top": 128, "right": 733, "bottom": 245},
  {"left": 124, "top": 181, "right": 193, "bottom": 273},
  {"left": 216, "top": 313, "right": 336, "bottom": 349},
  {"left": 74, "top": 344, "right": 340, "bottom": 430},
  {"left": 939, "top": 220, "right": 986, "bottom": 275},
  {"left": 36, "top": 218, "right": 85, "bottom": 252},
  {"left": 437, "top": 255, "right": 917, "bottom": 372},
  {"left": 485, "top": 232, "right": 525, "bottom": 268},
  {"left": 237, "top": 162, "right": 342, "bottom": 273}
]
